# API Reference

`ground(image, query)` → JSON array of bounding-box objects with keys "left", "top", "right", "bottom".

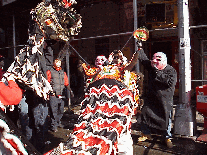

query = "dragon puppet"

[
  {"left": 2, "top": 0, "right": 82, "bottom": 101},
  {"left": 0, "top": 0, "right": 149, "bottom": 153},
  {"left": 0, "top": 0, "right": 81, "bottom": 154},
  {"left": 45, "top": 42, "right": 148, "bottom": 154}
]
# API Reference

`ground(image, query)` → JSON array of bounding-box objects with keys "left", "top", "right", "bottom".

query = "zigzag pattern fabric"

[
  {"left": 2, "top": 0, "right": 82, "bottom": 100},
  {"left": 45, "top": 78, "right": 137, "bottom": 155},
  {"left": 3, "top": 46, "right": 52, "bottom": 100},
  {"left": 0, "top": 119, "right": 28, "bottom": 155}
]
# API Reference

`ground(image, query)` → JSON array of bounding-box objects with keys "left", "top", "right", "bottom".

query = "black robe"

[{"left": 137, "top": 49, "right": 177, "bottom": 132}]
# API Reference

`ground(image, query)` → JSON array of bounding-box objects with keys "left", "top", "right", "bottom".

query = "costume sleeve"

[
  {"left": 82, "top": 63, "right": 98, "bottom": 76},
  {"left": 64, "top": 73, "right": 74, "bottom": 97},
  {"left": 136, "top": 49, "right": 151, "bottom": 69},
  {"left": 137, "top": 49, "right": 149, "bottom": 61},
  {"left": 64, "top": 72, "right": 69, "bottom": 86},
  {"left": 46, "top": 70, "right": 51, "bottom": 83},
  {"left": 0, "top": 81, "right": 22, "bottom": 105},
  {"left": 155, "top": 67, "right": 177, "bottom": 88},
  {"left": 124, "top": 52, "right": 138, "bottom": 71},
  {"left": 82, "top": 63, "right": 88, "bottom": 74}
]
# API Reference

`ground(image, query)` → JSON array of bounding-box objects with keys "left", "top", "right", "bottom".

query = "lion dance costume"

[
  {"left": 0, "top": 0, "right": 81, "bottom": 154},
  {"left": 0, "top": 0, "right": 147, "bottom": 154},
  {"left": 45, "top": 50, "right": 142, "bottom": 154}
]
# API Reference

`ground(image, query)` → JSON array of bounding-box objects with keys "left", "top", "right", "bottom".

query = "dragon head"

[{"left": 31, "top": 0, "right": 82, "bottom": 41}]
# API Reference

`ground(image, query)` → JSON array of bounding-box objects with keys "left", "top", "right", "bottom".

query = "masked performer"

[
  {"left": 0, "top": 0, "right": 82, "bottom": 154},
  {"left": 82, "top": 55, "right": 108, "bottom": 88},
  {"left": 135, "top": 41, "right": 177, "bottom": 148},
  {"left": 45, "top": 50, "right": 142, "bottom": 155}
]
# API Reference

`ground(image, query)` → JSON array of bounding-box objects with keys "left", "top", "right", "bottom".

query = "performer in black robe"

[{"left": 136, "top": 45, "right": 177, "bottom": 148}]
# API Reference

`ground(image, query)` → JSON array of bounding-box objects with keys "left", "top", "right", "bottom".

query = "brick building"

[{"left": 1, "top": 0, "right": 207, "bottom": 98}]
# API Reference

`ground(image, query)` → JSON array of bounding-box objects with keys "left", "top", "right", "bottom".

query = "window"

[
  {"left": 95, "top": 38, "right": 109, "bottom": 57},
  {"left": 145, "top": 3, "right": 166, "bottom": 23}
]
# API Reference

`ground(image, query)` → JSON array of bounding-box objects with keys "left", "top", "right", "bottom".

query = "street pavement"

[{"left": 43, "top": 103, "right": 207, "bottom": 155}]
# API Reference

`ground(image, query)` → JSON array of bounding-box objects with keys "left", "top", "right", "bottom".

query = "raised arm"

[{"left": 125, "top": 47, "right": 151, "bottom": 71}]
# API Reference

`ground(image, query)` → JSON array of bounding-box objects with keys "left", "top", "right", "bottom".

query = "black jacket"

[
  {"left": 49, "top": 67, "right": 65, "bottom": 96},
  {"left": 137, "top": 49, "right": 177, "bottom": 131}
]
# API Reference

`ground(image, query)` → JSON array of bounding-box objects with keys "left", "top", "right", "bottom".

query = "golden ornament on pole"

[{"left": 133, "top": 27, "right": 149, "bottom": 41}]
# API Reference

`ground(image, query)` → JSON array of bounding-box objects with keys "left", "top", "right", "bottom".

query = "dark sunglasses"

[{"left": 152, "top": 58, "right": 162, "bottom": 61}]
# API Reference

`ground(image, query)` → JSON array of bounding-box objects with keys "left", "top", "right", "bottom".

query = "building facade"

[{"left": 0, "top": 0, "right": 207, "bottom": 98}]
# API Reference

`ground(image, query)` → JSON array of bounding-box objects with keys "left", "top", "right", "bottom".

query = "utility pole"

[
  {"left": 133, "top": 0, "right": 139, "bottom": 72},
  {"left": 13, "top": 15, "right": 16, "bottom": 58},
  {"left": 66, "top": 49, "right": 71, "bottom": 110},
  {"left": 174, "top": 0, "right": 194, "bottom": 136}
]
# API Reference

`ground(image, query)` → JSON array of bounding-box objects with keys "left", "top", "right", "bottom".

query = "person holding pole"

[
  {"left": 135, "top": 41, "right": 177, "bottom": 148},
  {"left": 47, "top": 58, "right": 74, "bottom": 132}
]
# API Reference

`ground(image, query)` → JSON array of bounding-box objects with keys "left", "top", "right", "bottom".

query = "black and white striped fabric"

[{"left": 2, "top": 0, "right": 82, "bottom": 100}]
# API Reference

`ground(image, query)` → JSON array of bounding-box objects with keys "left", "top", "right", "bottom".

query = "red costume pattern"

[
  {"left": 45, "top": 52, "right": 140, "bottom": 154},
  {"left": 45, "top": 78, "right": 137, "bottom": 155},
  {"left": 0, "top": 81, "right": 22, "bottom": 107}
]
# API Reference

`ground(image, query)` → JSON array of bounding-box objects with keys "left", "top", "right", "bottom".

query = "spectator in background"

[{"left": 47, "top": 58, "right": 74, "bottom": 132}]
